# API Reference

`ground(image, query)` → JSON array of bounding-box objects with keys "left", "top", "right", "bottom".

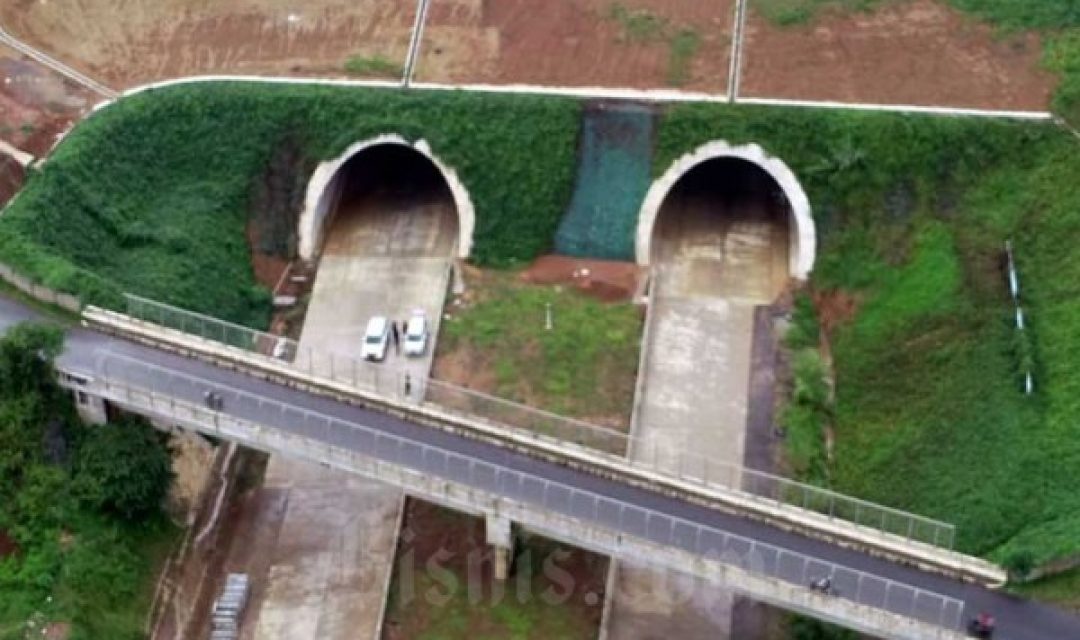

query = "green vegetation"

[
  {"left": 7, "top": 77, "right": 1080, "bottom": 567},
  {"left": 1013, "top": 566, "right": 1080, "bottom": 611},
  {"left": 754, "top": 0, "right": 881, "bottom": 26},
  {"left": 607, "top": 3, "right": 668, "bottom": 42},
  {"left": 605, "top": 3, "right": 704, "bottom": 87},
  {"left": 782, "top": 349, "right": 831, "bottom": 483},
  {"left": 0, "top": 83, "right": 581, "bottom": 326},
  {"left": 658, "top": 102, "right": 1080, "bottom": 562},
  {"left": 344, "top": 54, "right": 402, "bottom": 79},
  {"left": 785, "top": 292, "right": 821, "bottom": 350},
  {"left": 789, "top": 615, "right": 859, "bottom": 639},
  {"left": 667, "top": 29, "right": 702, "bottom": 87},
  {"left": 0, "top": 323, "right": 179, "bottom": 639},
  {"left": 438, "top": 271, "right": 642, "bottom": 425}
]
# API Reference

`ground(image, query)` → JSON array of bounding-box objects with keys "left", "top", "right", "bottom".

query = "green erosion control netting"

[{"left": 555, "top": 102, "right": 654, "bottom": 260}]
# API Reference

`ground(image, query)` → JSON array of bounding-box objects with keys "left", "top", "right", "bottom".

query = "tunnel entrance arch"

[
  {"left": 635, "top": 141, "right": 816, "bottom": 280},
  {"left": 298, "top": 134, "right": 475, "bottom": 261}
]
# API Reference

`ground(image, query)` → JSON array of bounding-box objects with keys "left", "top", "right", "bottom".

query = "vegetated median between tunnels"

[{"left": 6, "top": 81, "right": 1080, "bottom": 580}]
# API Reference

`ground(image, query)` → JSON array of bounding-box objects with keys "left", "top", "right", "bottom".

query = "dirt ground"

[
  {"left": 0, "top": 0, "right": 417, "bottom": 87},
  {"left": 382, "top": 499, "right": 607, "bottom": 640},
  {"left": 0, "top": 528, "right": 17, "bottom": 558},
  {"left": 416, "top": 0, "right": 734, "bottom": 91},
  {"left": 520, "top": 254, "right": 644, "bottom": 303},
  {"left": 0, "top": 49, "right": 92, "bottom": 155},
  {"left": 0, "top": 48, "right": 93, "bottom": 206},
  {"left": 740, "top": 0, "right": 1055, "bottom": 110}
]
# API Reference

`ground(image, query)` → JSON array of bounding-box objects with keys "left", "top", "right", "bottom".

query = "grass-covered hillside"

[
  {"left": 659, "top": 103, "right": 1080, "bottom": 563},
  {"left": 0, "top": 84, "right": 581, "bottom": 326},
  {"left": 4, "top": 80, "right": 1080, "bottom": 567}
]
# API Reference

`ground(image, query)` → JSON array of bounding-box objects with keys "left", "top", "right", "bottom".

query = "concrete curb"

[
  {"left": 373, "top": 494, "right": 407, "bottom": 640},
  {"left": 106, "top": 75, "right": 1055, "bottom": 121}
]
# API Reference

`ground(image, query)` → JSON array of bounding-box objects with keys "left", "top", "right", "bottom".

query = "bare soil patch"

[
  {"left": 740, "top": 0, "right": 1055, "bottom": 110},
  {"left": 813, "top": 288, "right": 860, "bottom": 335},
  {"left": 417, "top": 0, "right": 734, "bottom": 91},
  {"left": 0, "top": 154, "right": 25, "bottom": 209},
  {"left": 0, "top": 50, "right": 92, "bottom": 156},
  {"left": 0, "top": 0, "right": 417, "bottom": 87},
  {"left": 521, "top": 254, "right": 644, "bottom": 303},
  {"left": 382, "top": 499, "right": 607, "bottom": 640},
  {"left": 0, "top": 528, "right": 18, "bottom": 558}
]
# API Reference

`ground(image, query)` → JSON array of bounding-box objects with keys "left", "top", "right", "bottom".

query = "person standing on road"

[{"left": 390, "top": 320, "right": 401, "bottom": 355}]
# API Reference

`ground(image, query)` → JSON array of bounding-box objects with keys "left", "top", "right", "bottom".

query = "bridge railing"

[
  {"left": 121, "top": 293, "right": 956, "bottom": 550},
  {"left": 87, "top": 354, "right": 966, "bottom": 635}
]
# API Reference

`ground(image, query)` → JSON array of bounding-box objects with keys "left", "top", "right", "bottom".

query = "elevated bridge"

[{"left": 0, "top": 293, "right": 1076, "bottom": 639}]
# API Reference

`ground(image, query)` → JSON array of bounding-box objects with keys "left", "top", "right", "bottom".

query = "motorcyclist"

[{"left": 967, "top": 612, "right": 995, "bottom": 638}]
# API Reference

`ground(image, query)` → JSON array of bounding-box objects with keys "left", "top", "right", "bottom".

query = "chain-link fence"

[
  {"left": 92, "top": 354, "right": 966, "bottom": 633},
  {"left": 120, "top": 293, "right": 955, "bottom": 549}
]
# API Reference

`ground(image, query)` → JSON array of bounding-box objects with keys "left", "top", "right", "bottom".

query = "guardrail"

[
  {"left": 75, "top": 355, "right": 967, "bottom": 638},
  {"left": 121, "top": 292, "right": 958, "bottom": 552}
]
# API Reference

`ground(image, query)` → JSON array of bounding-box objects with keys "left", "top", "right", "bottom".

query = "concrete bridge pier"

[{"left": 486, "top": 513, "right": 514, "bottom": 581}]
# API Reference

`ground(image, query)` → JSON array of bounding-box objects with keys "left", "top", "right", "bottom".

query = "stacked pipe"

[
  {"left": 1004, "top": 240, "right": 1034, "bottom": 395},
  {"left": 210, "top": 573, "right": 250, "bottom": 640}
]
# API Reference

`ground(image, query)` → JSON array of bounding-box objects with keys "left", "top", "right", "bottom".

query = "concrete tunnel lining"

[
  {"left": 636, "top": 141, "right": 816, "bottom": 280},
  {"left": 298, "top": 134, "right": 476, "bottom": 261}
]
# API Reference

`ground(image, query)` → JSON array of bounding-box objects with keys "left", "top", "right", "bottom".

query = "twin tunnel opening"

[{"left": 300, "top": 138, "right": 815, "bottom": 293}]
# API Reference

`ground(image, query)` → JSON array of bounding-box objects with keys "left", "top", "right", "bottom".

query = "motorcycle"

[{"left": 967, "top": 613, "right": 995, "bottom": 639}]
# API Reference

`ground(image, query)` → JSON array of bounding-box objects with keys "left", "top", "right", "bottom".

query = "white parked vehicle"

[
  {"left": 362, "top": 316, "right": 390, "bottom": 361},
  {"left": 403, "top": 311, "right": 428, "bottom": 357}
]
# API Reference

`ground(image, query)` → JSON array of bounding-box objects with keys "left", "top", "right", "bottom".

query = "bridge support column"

[
  {"left": 74, "top": 390, "right": 108, "bottom": 425},
  {"left": 486, "top": 513, "right": 514, "bottom": 581}
]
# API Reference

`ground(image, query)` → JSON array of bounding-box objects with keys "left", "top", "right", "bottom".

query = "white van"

[
  {"left": 403, "top": 311, "right": 428, "bottom": 357},
  {"left": 362, "top": 316, "right": 390, "bottom": 361}
]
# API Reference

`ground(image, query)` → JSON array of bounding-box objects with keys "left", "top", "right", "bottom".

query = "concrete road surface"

[
  {"left": 607, "top": 194, "right": 789, "bottom": 639},
  {"left": 246, "top": 186, "right": 456, "bottom": 639}
]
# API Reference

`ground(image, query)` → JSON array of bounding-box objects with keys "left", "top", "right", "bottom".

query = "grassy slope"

[
  {"left": 656, "top": 104, "right": 1079, "bottom": 559},
  {"left": 5, "top": 78, "right": 1080, "bottom": 562},
  {"left": 437, "top": 271, "right": 642, "bottom": 426},
  {"left": 0, "top": 84, "right": 581, "bottom": 326}
]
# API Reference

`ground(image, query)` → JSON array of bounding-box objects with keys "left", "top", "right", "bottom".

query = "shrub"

[
  {"left": 75, "top": 417, "right": 174, "bottom": 520},
  {"left": 1004, "top": 550, "right": 1036, "bottom": 583},
  {"left": 785, "top": 292, "right": 821, "bottom": 350}
]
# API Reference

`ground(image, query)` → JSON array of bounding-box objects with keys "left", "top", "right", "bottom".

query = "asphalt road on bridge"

[{"left": 1, "top": 294, "right": 1078, "bottom": 640}]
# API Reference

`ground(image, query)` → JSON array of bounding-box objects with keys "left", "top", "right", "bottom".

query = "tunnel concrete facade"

[
  {"left": 297, "top": 134, "right": 476, "bottom": 261},
  {"left": 635, "top": 141, "right": 816, "bottom": 280}
]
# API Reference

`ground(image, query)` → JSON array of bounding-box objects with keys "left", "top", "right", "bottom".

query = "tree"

[
  {"left": 790, "top": 615, "right": 859, "bottom": 640},
  {"left": 75, "top": 417, "right": 173, "bottom": 520},
  {"left": 1004, "top": 550, "right": 1036, "bottom": 583},
  {"left": 0, "top": 323, "right": 63, "bottom": 399}
]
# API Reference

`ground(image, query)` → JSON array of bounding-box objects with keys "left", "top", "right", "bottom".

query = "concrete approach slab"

[
  {"left": 605, "top": 196, "right": 788, "bottom": 639},
  {"left": 244, "top": 188, "right": 457, "bottom": 639}
]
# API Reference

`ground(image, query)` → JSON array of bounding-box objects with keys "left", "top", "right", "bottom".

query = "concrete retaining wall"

[{"left": 0, "top": 261, "right": 81, "bottom": 312}]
